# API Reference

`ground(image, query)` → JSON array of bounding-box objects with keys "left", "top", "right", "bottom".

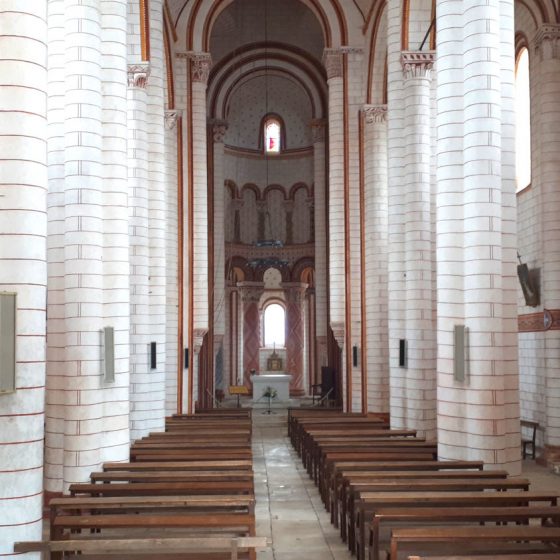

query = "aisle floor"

[
  {"left": 253, "top": 410, "right": 353, "bottom": 560},
  {"left": 252, "top": 407, "right": 560, "bottom": 560}
]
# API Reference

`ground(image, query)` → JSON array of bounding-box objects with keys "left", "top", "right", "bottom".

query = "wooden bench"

[
  {"left": 345, "top": 478, "right": 531, "bottom": 555},
  {"left": 15, "top": 536, "right": 268, "bottom": 560},
  {"left": 521, "top": 419, "right": 539, "bottom": 459},
  {"left": 369, "top": 505, "right": 560, "bottom": 560},
  {"left": 389, "top": 526, "right": 560, "bottom": 560},
  {"left": 70, "top": 481, "right": 255, "bottom": 497},
  {"left": 328, "top": 460, "right": 485, "bottom": 519},
  {"left": 319, "top": 451, "right": 437, "bottom": 501}
]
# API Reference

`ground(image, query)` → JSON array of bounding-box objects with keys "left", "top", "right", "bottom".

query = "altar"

[{"left": 251, "top": 373, "right": 291, "bottom": 402}]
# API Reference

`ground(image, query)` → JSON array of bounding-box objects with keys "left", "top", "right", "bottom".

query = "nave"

[{"left": 14, "top": 406, "right": 560, "bottom": 559}]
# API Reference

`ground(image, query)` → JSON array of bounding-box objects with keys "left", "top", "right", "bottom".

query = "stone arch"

[{"left": 291, "top": 256, "right": 315, "bottom": 282}]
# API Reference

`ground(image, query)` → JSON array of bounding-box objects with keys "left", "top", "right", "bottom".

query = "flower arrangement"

[{"left": 262, "top": 386, "right": 277, "bottom": 399}]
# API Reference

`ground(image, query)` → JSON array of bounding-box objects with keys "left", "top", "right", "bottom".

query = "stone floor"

[
  {"left": 252, "top": 407, "right": 560, "bottom": 560},
  {"left": 253, "top": 409, "right": 352, "bottom": 560}
]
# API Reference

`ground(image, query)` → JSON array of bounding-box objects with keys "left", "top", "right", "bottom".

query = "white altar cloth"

[{"left": 251, "top": 373, "right": 291, "bottom": 402}]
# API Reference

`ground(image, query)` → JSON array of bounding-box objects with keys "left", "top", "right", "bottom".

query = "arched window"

[
  {"left": 263, "top": 303, "right": 285, "bottom": 347},
  {"left": 264, "top": 116, "right": 281, "bottom": 153},
  {"left": 515, "top": 47, "right": 531, "bottom": 192}
]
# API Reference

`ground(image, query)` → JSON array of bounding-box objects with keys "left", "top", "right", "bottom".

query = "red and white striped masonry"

[{"left": 0, "top": 2, "right": 48, "bottom": 556}]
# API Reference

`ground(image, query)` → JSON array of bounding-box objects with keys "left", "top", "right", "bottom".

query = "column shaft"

[{"left": 0, "top": 2, "right": 47, "bottom": 552}]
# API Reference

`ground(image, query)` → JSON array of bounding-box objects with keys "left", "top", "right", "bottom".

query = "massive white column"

[
  {"left": 190, "top": 53, "right": 211, "bottom": 340},
  {"left": 392, "top": 52, "right": 437, "bottom": 439},
  {"left": 534, "top": 25, "right": 560, "bottom": 460},
  {"left": 386, "top": 0, "right": 408, "bottom": 425},
  {"left": 436, "top": 0, "right": 520, "bottom": 471},
  {"left": 323, "top": 48, "right": 345, "bottom": 349},
  {"left": 165, "top": 110, "right": 180, "bottom": 416},
  {"left": 311, "top": 119, "right": 328, "bottom": 383},
  {"left": 45, "top": 0, "right": 131, "bottom": 490},
  {"left": 99, "top": 0, "right": 131, "bottom": 462},
  {"left": 127, "top": 63, "right": 152, "bottom": 440},
  {"left": 362, "top": 105, "right": 390, "bottom": 414},
  {"left": 0, "top": 2, "right": 47, "bottom": 553}
]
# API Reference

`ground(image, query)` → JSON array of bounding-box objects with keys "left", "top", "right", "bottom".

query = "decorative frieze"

[
  {"left": 127, "top": 63, "right": 150, "bottom": 88},
  {"left": 518, "top": 309, "right": 560, "bottom": 332},
  {"left": 164, "top": 110, "right": 180, "bottom": 130},
  {"left": 400, "top": 51, "right": 435, "bottom": 79},
  {"left": 534, "top": 24, "right": 560, "bottom": 60},
  {"left": 362, "top": 104, "right": 388, "bottom": 124},
  {"left": 323, "top": 48, "right": 343, "bottom": 79},
  {"left": 310, "top": 119, "right": 327, "bottom": 143}
]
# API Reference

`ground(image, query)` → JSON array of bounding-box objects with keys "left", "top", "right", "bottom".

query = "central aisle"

[{"left": 252, "top": 410, "right": 352, "bottom": 560}]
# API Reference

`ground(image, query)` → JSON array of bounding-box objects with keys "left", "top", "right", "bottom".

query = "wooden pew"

[
  {"left": 345, "top": 478, "right": 531, "bottom": 554},
  {"left": 328, "top": 460, "right": 485, "bottom": 519},
  {"left": 368, "top": 505, "right": 560, "bottom": 560},
  {"left": 340, "top": 469, "right": 506, "bottom": 555},
  {"left": 311, "top": 441, "right": 438, "bottom": 482},
  {"left": 353, "top": 491, "right": 560, "bottom": 560},
  {"left": 15, "top": 536, "right": 267, "bottom": 560},
  {"left": 389, "top": 526, "right": 560, "bottom": 560},
  {"left": 319, "top": 451, "right": 438, "bottom": 500},
  {"left": 71, "top": 481, "right": 255, "bottom": 497}
]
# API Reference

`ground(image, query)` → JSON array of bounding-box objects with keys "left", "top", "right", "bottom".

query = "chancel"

[{"left": 2, "top": 0, "right": 560, "bottom": 556}]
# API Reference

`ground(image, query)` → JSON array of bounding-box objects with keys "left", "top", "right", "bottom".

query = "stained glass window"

[{"left": 265, "top": 119, "right": 281, "bottom": 153}]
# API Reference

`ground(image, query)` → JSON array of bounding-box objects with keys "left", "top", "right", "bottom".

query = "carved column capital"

[
  {"left": 189, "top": 52, "right": 212, "bottom": 84},
  {"left": 127, "top": 63, "right": 150, "bottom": 88},
  {"left": 310, "top": 119, "right": 327, "bottom": 143},
  {"left": 282, "top": 282, "right": 308, "bottom": 305},
  {"left": 256, "top": 200, "right": 268, "bottom": 211},
  {"left": 400, "top": 51, "right": 435, "bottom": 79},
  {"left": 211, "top": 119, "right": 228, "bottom": 143},
  {"left": 165, "top": 110, "right": 181, "bottom": 130},
  {"left": 534, "top": 24, "right": 560, "bottom": 60},
  {"left": 323, "top": 48, "right": 343, "bottom": 79},
  {"left": 238, "top": 282, "right": 264, "bottom": 304},
  {"left": 362, "top": 104, "right": 388, "bottom": 124}
]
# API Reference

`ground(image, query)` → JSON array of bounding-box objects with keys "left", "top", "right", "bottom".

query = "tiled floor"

[
  {"left": 253, "top": 408, "right": 560, "bottom": 560},
  {"left": 253, "top": 410, "right": 352, "bottom": 560}
]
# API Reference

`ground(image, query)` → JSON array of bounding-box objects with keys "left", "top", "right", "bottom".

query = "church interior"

[{"left": 1, "top": 0, "right": 560, "bottom": 557}]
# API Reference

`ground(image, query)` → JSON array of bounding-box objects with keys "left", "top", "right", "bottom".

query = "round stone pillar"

[
  {"left": 0, "top": 3, "right": 47, "bottom": 553},
  {"left": 311, "top": 119, "right": 328, "bottom": 376},
  {"left": 282, "top": 283, "right": 308, "bottom": 396},
  {"left": 394, "top": 51, "right": 437, "bottom": 439},
  {"left": 362, "top": 104, "right": 390, "bottom": 414},
  {"left": 239, "top": 282, "right": 264, "bottom": 391}
]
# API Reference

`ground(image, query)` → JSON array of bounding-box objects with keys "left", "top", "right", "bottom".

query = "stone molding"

[
  {"left": 534, "top": 24, "right": 560, "bottom": 60},
  {"left": 400, "top": 51, "right": 435, "bottom": 79},
  {"left": 164, "top": 110, "right": 180, "bottom": 130},
  {"left": 211, "top": 119, "right": 228, "bottom": 143},
  {"left": 127, "top": 63, "right": 150, "bottom": 88},
  {"left": 323, "top": 48, "right": 343, "bottom": 79},
  {"left": 310, "top": 119, "right": 327, "bottom": 143},
  {"left": 518, "top": 309, "right": 560, "bottom": 332},
  {"left": 362, "top": 104, "right": 388, "bottom": 124}
]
